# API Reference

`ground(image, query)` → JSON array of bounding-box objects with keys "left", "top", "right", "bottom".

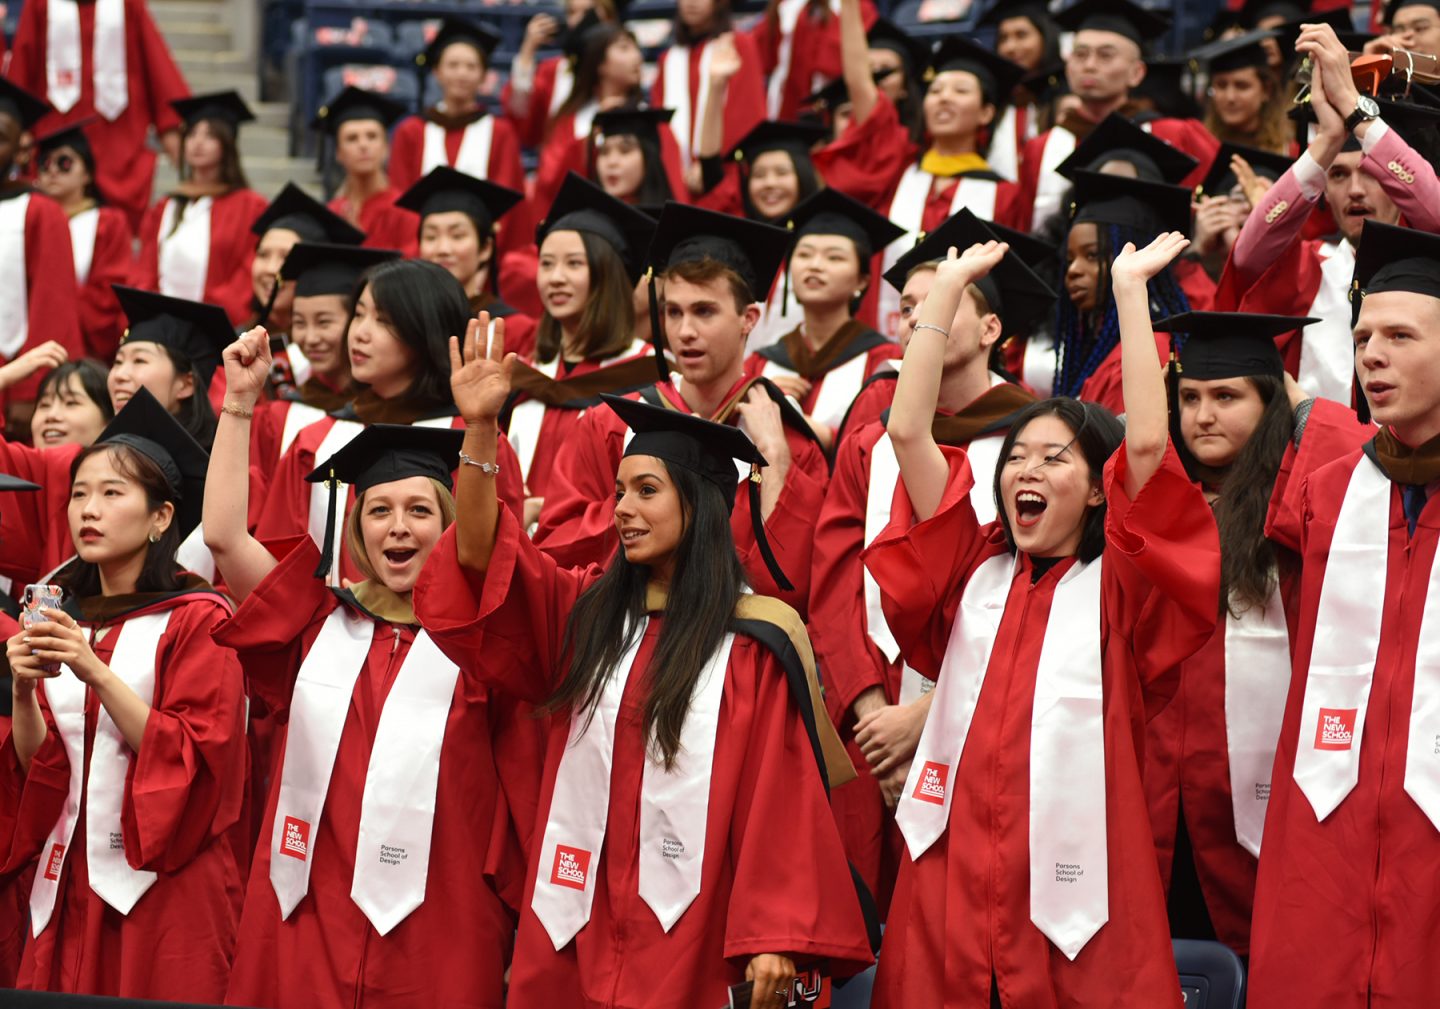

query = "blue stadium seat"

[
  {"left": 2, "top": 0, "right": 25, "bottom": 46},
  {"left": 1174, "top": 938, "right": 1246, "bottom": 1009}
]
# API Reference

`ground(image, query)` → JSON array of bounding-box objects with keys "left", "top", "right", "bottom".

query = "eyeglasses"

[{"left": 40, "top": 153, "right": 77, "bottom": 174}]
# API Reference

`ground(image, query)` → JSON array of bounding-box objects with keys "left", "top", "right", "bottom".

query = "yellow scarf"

[{"left": 919, "top": 150, "right": 991, "bottom": 177}]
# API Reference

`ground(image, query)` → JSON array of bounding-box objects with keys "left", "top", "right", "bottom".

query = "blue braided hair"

[{"left": 1054, "top": 222, "right": 1190, "bottom": 399}]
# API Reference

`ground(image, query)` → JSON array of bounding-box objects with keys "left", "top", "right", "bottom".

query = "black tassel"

[
  {"left": 255, "top": 276, "right": 282, "bottom": 331},
  {"left": 312, "top": 472, "right": 341, "bottom": 580},
  {"left": 647, "top": 267, "right": 670, "bottom": 384},
  {"left": 748, "top": 466, "right": 793, "bottom": 592}
]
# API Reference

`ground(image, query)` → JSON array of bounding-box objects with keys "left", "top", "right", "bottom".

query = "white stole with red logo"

[
  {"left": 29, "top": 611, "right": 171, "bottom": 934},
  {"left": 532, "top": 618, "right": 737, "bottom": 949},
  {"left": 269, "top": 605, "right": 461, "bottom": 934},
  {"left": 421, "top": 115, "right": 494, "bottom": 179},
  {"left": 0, "top": 194, "right": 31, "bottom": 360},
  {"left": 46, "top": 0, "right": 128, "bottom": 120}
]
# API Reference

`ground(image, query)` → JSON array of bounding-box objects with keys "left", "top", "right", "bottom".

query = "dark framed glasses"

[{"left": 40, "top": 152, "right": 78, "bottom": 174}]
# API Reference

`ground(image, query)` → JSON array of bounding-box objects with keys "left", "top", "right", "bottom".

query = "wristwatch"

[{"left": 1345, "top": 94, "right": 1381, "bottom": 133}]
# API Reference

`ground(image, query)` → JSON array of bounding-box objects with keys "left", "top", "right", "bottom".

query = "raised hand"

[
  {"left": 0, "top": 340, "right": 68, "bottom": 390},
  {"left": 448, "top": 313, "right": 515, "bottom": 426},
  {"left": 1230, "top": 153, "right": 1274, "bottom": 208},
  {"left": 221, "top": 326, "right": 272, "bottom": 408},
  {"left": 1111, "top": 232, "right": 1191, "bottom": 288},
  {"left": 708, "top": 32, "right": 743, "bottom": 84},
  {"left": 934, "top": 240, "right": 1009, "bottom": 290}
]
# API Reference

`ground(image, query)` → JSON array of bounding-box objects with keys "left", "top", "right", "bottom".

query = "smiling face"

[
  {"left": 1355, "top": 289, "right": 1440, "bottom": 445},
  {"left": 997, "top": 15, "right": 1046, "bottom": 70},
  {"left": 614, "top": 454, "right": 686, "bottom": 572},
  {"left": 69, "top": 449, "right": 173, "bottom": 566},
  {"left": 419, "top": 211, "right": 491, "bottom": 293},
  {"left": 538, "top": 229, "right": 592, "bottom": 325},
  {"left": 747, "top": 150, "right": 801, "bottom": 220},
  {"left": 661, "top": 274, "right": 757, "bottom": 388},
  {"left": 356, "top": 476, "right": 446, "bottom": 594},
  {"left": 923, "top": 70, "right": 994, "bottom": 141},
  {"left": 790, "top": 234, "right": 863, "bottom": 310},
  {"left": 347, "top": 284, "right": 418, "bottom": 398},
  {"left": 34, "top": 372, "right": 108, "bottom": 449},
  {"left": 108, "top": 341, "right": 193, "bottom": 415},
  {"left": 291, "top": 293, "right": 351, "bottom": 380},
  {"left": 1065, "top": 221, "right": 1102, "bottom": 315},
  {"left": 1000, "top": 413, "right": 1104, "bottom": 558},
  {"left": 1326, "top": 151, "right": 1401, "bottom": 244},
  {"left": 594, "top": 134, "right": 646, "bottom": 200},
  {"left": 1177, "top": 376, "right": 1267, "bottom": 468},
  {"left": 253, "top": 226, "right": 302, "bottom": 317},
  {"left": 1208, "top": 67, "right": 1269, "bottom": 132}
]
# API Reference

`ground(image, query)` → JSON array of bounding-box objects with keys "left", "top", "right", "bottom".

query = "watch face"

[{"left": 1360, "top": 96, "right": 1380, "bottom": 116}]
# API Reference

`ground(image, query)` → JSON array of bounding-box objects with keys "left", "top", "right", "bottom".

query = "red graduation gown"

[
  {"left": 743, "top": 329, "right": 901, "bottom": 434},
  {"left": 836, "top": 372, "right": 897, "bottom": 447},
  {"left": 217, "top": 537, "right": 518, "bottom": 1009},
  {"left": 533, "top": 116, "right": 691, "bottom": 212},
  {"left": 134, "top": 188, "right": 270, "bottom": 327},
  {"left": 0, "top": 438, "right": 86, "bottom": 585},
  {"left": 745, "top": 0, "right": 876, "bottom": 121},
  {"left": 649, "top": 31, "right": 767, "bottom": 164},
  {"left": 531, "top": 378, "right": 829, "bottom": 615},
  {"left": 862, "top": 443, "right": 1218, "bottom": 1007},
  {"left": 501, "top": 54, "right": 565, "bottom": 151},
  {"left": 73, "top": 204, "right": 132, "bottom": 362},
  {"left": 327, "top": 188, "right": 418, "bottom": 257},
  {"left": 8, "top": 0, "right": 190, "bottom": 232},
  {"left": 0, "top": 591, "right": 246, "bottom": 1001},
  {"left": 0, "top": 190, "right": 84, "bottom": 404},
  {"left": 413, "top": 508, "right": 875, "bottom": 1009}
]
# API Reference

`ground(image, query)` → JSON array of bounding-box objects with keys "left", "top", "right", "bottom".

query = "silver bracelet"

[
  {"left": 458, "top": 451, "right": 501, "bottom": 475},
  {"left": 913, "top": 322, "right": 950, "bottom": 338}
]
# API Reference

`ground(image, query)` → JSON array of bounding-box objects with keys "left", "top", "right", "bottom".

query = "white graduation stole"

[
  {"left": 174, "top": 523, "right": 216, "bottom": 583},
  {"left": 281, "top": 343, "right": 314, "bottom": 390},
  {"left": 759, "top": 349, "right": 870, "bottom": 433},
  {"left": 421, "top": 115, "right": 494, "bottom": 178},
  {"left": 1223, "top": 581, "right": 1291, "bottom": 857},
  {"left": 879, "top": 171, "right": 997, "bottom": 339},
  {"left": 661, "top": 41, "right": 714, "bottom": 169},
  {"left": 747, "top": 265, "right": 802, "bottom": 353},
  {"left": 1030, "top": 127, "right": 1078, "bottom": 232},
  {"left": 987, "top": 104, "right": 1022, "bottom": 183},
  {"left": 68, "top": 206, "right": 99, "bottom": 285},
  {"left": 864, "top": 431, "right": 1002, "bottom": 702},
  {"left": 1020, "top": 330, "right": 1059, "bottom": 400},
  {"left": 279, "top": 401, "right": 328, "bottom": 460},
  {"left": 46, "top": 0, "right": 127, "bottom": 119},
  {"left": 548, "top": 58, "right": 575, "bottom": 119},
  {"left": 766, "top": 0, "right": 837, "bottom": 119},
  {"left": 572, "top": 100, "right": 598, "bottom": 139},
  {"left": 157, "top": 196, "right": 211, "bottom": 304},
  {"left": 1299, "top": 240, "right": 1358, "bottom": 407},
  {"left": 532, "top": 618, "right": 737, "bottom": 948},
  {"left": 0, "top": 194, "right": 31, "bottom": 360},
  {"left": 29, "top": 611, "right": 172, "bottom": 934}
]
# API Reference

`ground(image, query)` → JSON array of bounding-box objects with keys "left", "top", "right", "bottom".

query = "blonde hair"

[{"left": 344, "top": 477, "right": 457, "bottom": 582}]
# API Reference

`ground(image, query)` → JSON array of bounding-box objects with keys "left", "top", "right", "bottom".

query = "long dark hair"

[
  {"left": 556, "top": 24, "right": 643, "bottom": 123},
  {"left": 1175, "top": 373, "right": 1293, "bottom": 615},
  {"left": 546, "top": 462, "right": 746, "bottom": 769},
  {"left": 588, "top": 129, "right": 673, "bottom": 205},
  {"left": 160, "top": 345, "right": 217, "bottom": 451},
  {"left": 535, "top": 230, "right": 637, "bottom": 364},
  {"left": 38, "top": 360, "right": 114, "bottom": 426},
  {"left": 178, "top": 116, "right": 248, "bottom": 190},
  {"left": 57, "top": 444, "right": 186, "bottom": 597},
  {"left": 990, "top": 397, "right": 1124, "bottom": 563},
  {"left": 1055, "top": 220, "right": 1191, "bottom": 398},
  {"left": 348, "top": 259, "right": 466, "bottom": 406},
  {"left": 740, "top": 149, "right": 822, "bottom": 223}
]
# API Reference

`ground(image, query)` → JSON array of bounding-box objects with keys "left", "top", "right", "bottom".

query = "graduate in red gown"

[
  {"left": 504, "top": 173, "right": 656, "bottom": 526},
  {"left": 0, "top": 80, "right": 84, "bottom": 428},
  {"left": 1017, "top": 0, "right": 1218, "bottom": 234},
  {"left": 33, "top": 120, "right": 130, "bottom": 363},
  {"left": 0, "top": 389, "right": 245, "bottom": 1001},
  {"left": 253, "top": 258, "right": 524, "bottom": 589},
  {"left": 394, "top": 167, "right": 537, "bottom": 356},
  {"left": 816, "top": 0, "right": 1030, "bottom": 338},
  {"left": 134, "top": 91, "right": 270, "bottom": 328},
  {"left": 862, "top": 232, "right": 1218, "bottom": 1006},
  {"left": 975, "top": 1, "right": 1063, "bottom": 183},
  {"left": 535, "top": 104, "right": 690, "bottom": 216},
  {"left": 747, "top": 0, "right": 877, "bottom": 122},
  {"left": 314, "top": 87, "right": 417, "bottom": 257},
  {"left": 1245, "top": 220, "right": 1440, "bottom": 1005},
  {"left": 31, "top": 360, "right": 114, "bottom": 452},
  {"left": 415, "top": 321, "right": 873, "bottom": 1009},
  {"left": 811, "top": 210, "right": 1049, "bottom": 914},
  {"left": 533, "top": 204, "right": 829, "bottom": 615},
  {"left": 744, "top": 188, "right": 904, "bottom": 451},
  {"left": 504, "top": 1, "right": 623, "bottom": 149},
  {"left": 203, "top": 338, "right": 521, "bottom": 1007},
  {"left": 1214, "top": 22, "right": 1440, "bottom": 408},
  {"left": 7, "top": 0, "right": 189, "bottom": 233}
]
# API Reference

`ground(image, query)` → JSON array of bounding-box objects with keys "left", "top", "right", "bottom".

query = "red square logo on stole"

[
  {"left": 1315, "top": 708, "right": 1358, "bottom": 751},
  {"left": 43, "top": 843, "right": 64, "bottom": 881},
  {"left": 912, "top": 761, "right": 949, "bottom": 805},
  {"left": 280, "top": 816, "right": 311, "bottom": 860},
  {"left": 550, "top": 845, "right": 591, "bottom": 890}
]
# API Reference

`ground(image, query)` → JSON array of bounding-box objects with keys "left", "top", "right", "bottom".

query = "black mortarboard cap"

[
  {"left": 417, "top": 17, "right": 501, "bottom": 69},
  {"left": 1241, "top": 0, "right": 1306, "bottom": 24},
  {"left": 1383, "top": 0, "right": 1435, "bottom": 25},
  {"left": 1053, "top": 0, "right": 1171, "bottom": 45},
  {"left": 602, "top": 393, "right": 793, "bottom": 590},
  {"left": 282, "top": 243, "right": 400, "bottom": 299},
  {"left": 34, "top": 117, "right": 95, "bottom": 160},
  {"left": 0, "top": 78, "right": 52, "bottom": 131},
  {"left": 1055, "top": 112, "right": 1199, "bottom": 184},
  {"left": 802, "top": 68, "right": 898, "bottom": 113},
  {"left": 304, "top": 424, "right": 464, "bottom": 578},
  {"left": 394, "top": 166, "right": 523, "bottom": 233},
  {"left": 1199, "top": 142, "right": 1295, "bottom": 197},
  {"left": 1156, "top": 310, "right": 1316, "bottom": 380},
  {"left": 786, "top": 187, "right": 906, "bottom": 264},
  {"left": 868, "top": 18, "right": 929, "bottom": 76},
  {"left": 95, "top": 387, "right": 210, "bottom": 539},
  {"left": 1189, "top": 28, "right": 1277, "bottom": 74},
  {"left": 647, "top": 202, "right": 793, "bottom": 301},
  {"left": 1353, "top": 219, "right": 1440, "bottom": 308},
  {"left": 984, "top": 218, "right": 1060, "bottom": 267},
  {"left": 1135, "top": 58, "right": 1200, "bottom": 119},
  {"left": 592, "top": 105, "right": 674, "bottom": 142},
  {"left": 977, "top": 0, "right": 1054, "bottom": 30},
  {"left": 312, "top": 85, "right": 407, "bottom": 134},
  {"left": 881, "top": 208, "right": 1056, "bottom": 334},
  {"left": 728, "top": 119, "right": 829, "bottom": 165},
  {"left": 113, "top": 286, "right": 233, "bottom": 393},
  {"left": 0, "top": 474, "right": 40, "bottom": 492},
  {"left": 536, "top": 171, "right": 657, "bottom": 283},
  {"left": 1070, "top": 170, "right": 1193, "bottom": 235},
  {"left": 925, "top": 36, "right": 1026, "bottom": 105},
  {"left": 252, "top": 182, "right": 366, "bottom": 245},
  {"left": 170, "top": 90, "right": 255, "bottom": 130}
]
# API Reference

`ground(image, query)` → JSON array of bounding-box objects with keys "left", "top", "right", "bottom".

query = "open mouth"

[
  {"left": 382, "top": 548, "right": 417, "bottom": 567},
  {"left": 620, "top": 528, "right": 647, "bottom": 544},
  {"left": 1014, "top": 491, "right": 1048, "bottom": 528},
  {"left": 39, "top": 425, "right": 67, "bottom": 445}
]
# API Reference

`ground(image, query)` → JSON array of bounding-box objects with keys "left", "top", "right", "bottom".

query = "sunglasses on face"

[{"left": 40, "top": 153, "right": 77, "bottom": 174}]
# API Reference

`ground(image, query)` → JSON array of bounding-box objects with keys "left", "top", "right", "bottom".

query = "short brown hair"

[
  {"left": 344, "top": 478, "right": 457, "bottom": 583},
  {"left": 663, "top": 257, "right": 752, "bottom": 312}
]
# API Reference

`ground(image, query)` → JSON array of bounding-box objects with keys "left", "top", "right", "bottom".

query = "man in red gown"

[{"left": 315, "top": 86, "right": 418, "bottom": 257}]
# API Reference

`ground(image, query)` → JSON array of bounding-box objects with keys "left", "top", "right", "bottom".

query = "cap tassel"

[
  {"left": 648, "top": 267, "right": 670, "bottom": 384},
  {"left": 256, "top": 275, "right": 283, "bottom": 330},
  {"left": 312, "top": 471, "right": 341, "bottom": 580},
  {"left": 747, "top": 465, "right": 793, "bottom": 592}
]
